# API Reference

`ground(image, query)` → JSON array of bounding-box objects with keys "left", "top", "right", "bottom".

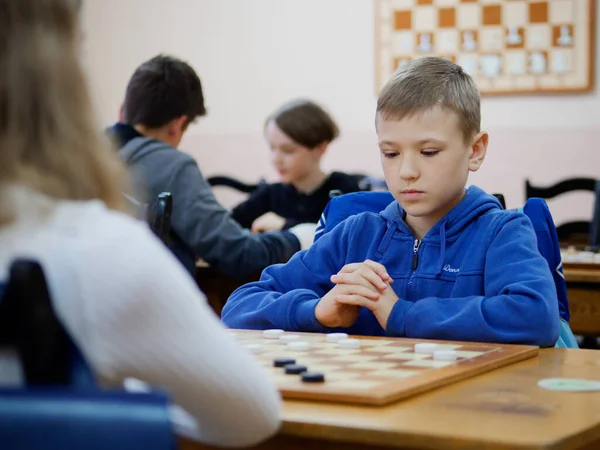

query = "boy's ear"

[
  {"left": 312, "top": 141, "right": 328, "bottom": 158},
  {"left": 118, "top": 104, "right": 124, "bottom": 122},
  {"left": 468, "top": 131, "right": 488, "bottom": 172},
  {"left": 167, "top": 115, "right": 189, "bottom": 137}
]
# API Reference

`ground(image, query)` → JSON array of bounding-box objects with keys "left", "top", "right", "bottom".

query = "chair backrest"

[
  {"left": 589, "top": 180, "right": 600, "bottom": 247},
  {"left": 314, "top": 191, "right": 394, "bottom": 241},
  {"left": 314, "top": 191, "right": 574, "bottom": 346},
  {"left": 124, "top": 192, "right": 173, "bottom": 245},
  {"left": 518, "top": 198, "right": 570, "bottom": 322},
  {"left": 525, "top": 177, "right": 596, "bottom": 198},
  {"left": 0, "top": 388, "right": 176, "bottom": 450},
  {"left": 316, "top": 192, "right": 507, "bottom": 239},
  {"left": 328, "top": 176, "right": 389, "bottom": 200},
  {"left": 209, "top": 174, "right": 385, "bottom": 197},
  {"left": 525, "top": 177, "right": 597, "bottom": 243},
  {"left": 207, "top": 175, "right": 265, "bottom": 194},
  {"left": 492, "top": 193, "right": 506, "bottom": 209},
  {"left": 353, "top": 175, "right": 388, "bottom": 192},
  {"left": 147, "top": 192, "right": 173, "bottom": 245},
  {"left": 0, "top": 260, "right": 94, "bottom": 386},
  {"left": 0, "top": 260, "right": 177, "bottom": 449}
]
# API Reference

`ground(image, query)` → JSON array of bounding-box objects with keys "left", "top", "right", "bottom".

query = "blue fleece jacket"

[{"left": 221, "top": 186, "right": 560, "bottom": 347}]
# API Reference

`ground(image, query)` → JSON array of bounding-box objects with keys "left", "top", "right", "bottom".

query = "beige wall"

[{"left": 82, "top": 0, "right": 600, "bottom": 224}]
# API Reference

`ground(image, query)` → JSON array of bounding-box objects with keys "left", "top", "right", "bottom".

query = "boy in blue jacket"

[{"left": 221, "top": 57, "right": 560, "bottom": 347}]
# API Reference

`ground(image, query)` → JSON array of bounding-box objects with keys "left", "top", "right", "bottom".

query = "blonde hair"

[
  {"left": 0, "top": 0, "right": 129, "bottom": 222},
  {"left": 377, "top": 57, "right": 480, "bottom": 143}
]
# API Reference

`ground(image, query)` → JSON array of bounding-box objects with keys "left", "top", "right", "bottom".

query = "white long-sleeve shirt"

[{"left": 0, "top": 187, "right": 281, "bottom": 447}]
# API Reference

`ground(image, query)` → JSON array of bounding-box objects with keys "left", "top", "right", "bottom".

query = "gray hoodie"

[{"left": 118, "top": 137, "right": 301, "bottom": 278}]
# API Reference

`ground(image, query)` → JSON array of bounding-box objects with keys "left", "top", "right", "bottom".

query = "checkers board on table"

[{"left": 229, "top": 329, "right": 539, "bottom": 406}]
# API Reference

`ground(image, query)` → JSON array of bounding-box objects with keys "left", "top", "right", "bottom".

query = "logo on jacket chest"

[{"left": 442, "top": 264, "right": 460, "bottom": 273}]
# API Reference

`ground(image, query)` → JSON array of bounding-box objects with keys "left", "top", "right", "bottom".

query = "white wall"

[
  {"left": 83, "top": 0, "right": 600, "bottom": 131},
  {"left": 82, "top": 0, "right": 600, "bottom": 223}
]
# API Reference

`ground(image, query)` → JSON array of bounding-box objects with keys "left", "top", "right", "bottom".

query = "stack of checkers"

[{"left": 237, "top": 329, "right": 460, "bottom": 383}]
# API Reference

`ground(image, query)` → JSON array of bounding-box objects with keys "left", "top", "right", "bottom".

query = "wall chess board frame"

[{"left": 375, "top": 0, "right": 596, "bottom": 95}]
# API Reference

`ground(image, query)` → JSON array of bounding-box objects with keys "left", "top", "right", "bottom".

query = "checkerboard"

[
  {"left": 562, "top": 245, "right": 600, "bottom": 269},
  {"left": 231, "top": 329, "right": 539, "bottom": 405},
  {"left": 376, "top": 0, "right": 595, "bottom": 94}
]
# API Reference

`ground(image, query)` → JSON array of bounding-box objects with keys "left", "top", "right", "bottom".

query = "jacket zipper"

[
  {"left": 411, "top": 238, "right": 422, "bottom": 270},
  {"left": 407, "top": 239, "right": 422, "bottom": 300}
]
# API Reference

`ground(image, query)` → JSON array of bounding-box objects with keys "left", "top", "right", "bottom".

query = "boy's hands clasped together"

[{"left": 315, "top": 260, "right": 399, "bottom": 330}]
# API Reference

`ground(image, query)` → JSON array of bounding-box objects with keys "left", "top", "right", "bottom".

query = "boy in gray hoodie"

[{"left": 107, "top": 55, "right": 313, "bottom": 278}]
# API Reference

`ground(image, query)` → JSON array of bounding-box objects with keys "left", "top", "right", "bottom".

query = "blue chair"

[
  {"left": 314, "top": 191, "right": 578, "bottom": 349},
  {"left": 517, "top": 199, "right": 577, "bottom": 348},
  {"left": 0, "top": 259, "right": 177, "bottom": 449}
]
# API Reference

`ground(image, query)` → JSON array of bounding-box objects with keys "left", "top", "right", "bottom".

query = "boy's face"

[
  {"left": 376, "top": 106, "right": 487, "bottom": 236},
  {"left": 265, "top": 120, "right": 325, "bottom": 185}
]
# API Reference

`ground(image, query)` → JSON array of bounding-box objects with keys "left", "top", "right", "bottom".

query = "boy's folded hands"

[{"left": 316, "top": 260, "right": 399, "bottom": 330}]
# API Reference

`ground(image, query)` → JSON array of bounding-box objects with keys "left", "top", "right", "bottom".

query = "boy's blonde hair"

[
  {"left": 377, "top": 57, "right": 481, "bottom": 143},
  {"left": 0, "top": 0, "right": 129, "bottom": 223}
]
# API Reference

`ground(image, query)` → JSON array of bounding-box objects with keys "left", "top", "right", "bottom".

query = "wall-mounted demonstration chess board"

[
  {"left": 230, "top": 329, "right": 538, "bottom": 406},
  {"left": 375, "top": 0, "right": 595, "bottom": 95}
]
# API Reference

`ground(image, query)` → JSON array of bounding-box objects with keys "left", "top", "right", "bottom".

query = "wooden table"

[
  {"left": 564, "top": 267, "right": 600, "bottom": 337},
  {"left": 181, "top": 348, "right": 600, "bottom": 450}
]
